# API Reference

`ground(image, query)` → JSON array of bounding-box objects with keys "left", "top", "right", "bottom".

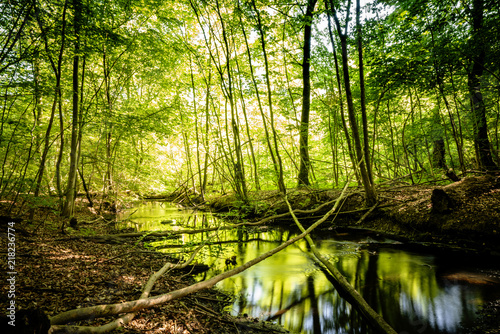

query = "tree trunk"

[
  {"left": 356, "top": 0, "right": 373, "bottom": 186},
  {"left": 102, "top": 48, "right": 114, "bottom": 198},
  {"left": 297, "top": 0, "right": 317, "bottom": 187},
  {"left": 189, "top": 58, "right": 203, "bottom": 196},
  {"left": 325, "top": 3, "right": 359, "bottom": 184},
  {"left": 329, "top": 0, "right": 377, "bottom": 205},
  {"left": 468, "top": 0, "right": 497, "bottom": 171},
  {"left": 32, "top": 0, "right": 68, "bottom": 202},
  {"left": 214, "top": 0, "right": 247, "bottom": 201},
  {"left": 202, "top": 69, "right": 212, "bottom": 196},
  {"left": 249, "top": 0, "right": 286, "bottom": 193},
  {"left": 63, "top": 0, "right": 82, "bottom": 217},
  {"left": 234, "top": 51, "right": 260, "bottom": 190}
]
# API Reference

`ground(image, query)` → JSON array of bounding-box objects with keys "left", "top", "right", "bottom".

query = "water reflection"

[{"left": 117, "top": 202, "right": 500, "bottom": 334}]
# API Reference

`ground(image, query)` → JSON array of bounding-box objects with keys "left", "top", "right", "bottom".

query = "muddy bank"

[{"left": 207, "top": 175, "right": 500, "bottom": 255}]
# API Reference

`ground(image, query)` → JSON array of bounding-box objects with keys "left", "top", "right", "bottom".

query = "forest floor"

[{"left": 2, "top": 174, "right": 500, "bottom": 334}]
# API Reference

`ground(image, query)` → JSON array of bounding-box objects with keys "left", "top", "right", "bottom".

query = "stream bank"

[{"left": 205, "top": 175, "right": 500, "bottom": 255}]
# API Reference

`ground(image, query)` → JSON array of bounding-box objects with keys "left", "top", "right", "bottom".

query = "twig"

[
  {"left": 355, "top": 202, "right": 379, "bottom": 225},
  {"left": 116, "top": 209, "right": 138, "bottom": 223}
]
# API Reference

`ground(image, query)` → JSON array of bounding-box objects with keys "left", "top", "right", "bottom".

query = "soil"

[{"left": 2, "top": 174, "right": 499, "bottom": 334}]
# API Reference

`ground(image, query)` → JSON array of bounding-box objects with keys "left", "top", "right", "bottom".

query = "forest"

[{"left": 1, "top": 0, "right": 500, "bottom": 333}]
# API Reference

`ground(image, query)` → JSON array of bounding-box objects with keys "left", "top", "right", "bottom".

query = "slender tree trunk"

[
  {"left": 326, "top": 95, "right": 338, "bottom": 186},
  {"left": 213, "top": 0, "right": 247, "bottom": 201},
  {"left": 102, "top": 48, "right": 114, "bottom": 197},
  {"left": 356, "top": 0, "right": 373, "bottom": 185},
  {"left": 202, "top": 70, "right": 212, "bottom": 196},
  {"left": 282, "top": 24, "right": 299, "bottom": 160},
  {"left": 428, "top": 29, "right": 465, "bottom": 173},
  {"left": 55, "top": 83, "right": 64, "bottom": 200},
  {"left": 468, "top": 0, "right": 497, "bottom": 170},
  {"left": 297, "top": 0, "right": 317, "bottom": 187},
  {"left": 415, "top": 90, "right": 436, "bottom": 177},
  {"left": 182, "top": 121, "right": 194, "bottom": 191},
  {"left": 450, "top": 72, "right": 466, "bottom": 168},
  {"left": 387, "top": 100, "right": 398, "bottom": 178},
  {"left": 234, "top": 51, "right": 260, "bottom": 190},
  {"left": 249, "top": 0, "right": 286, "bottom": 193},
  {"left": 33, "top": 0, "right": 68, "bottom": 200},
  {"left": 369, "top": 86, "right": 387, "bottom": 177},
  {"left": 238, "top": 1, "right": 286, "bottom": 193},
  {"left": 329, "top": 0, "right": 376, "bottom": 205},
  {"left": 33, "top": 54, "right": 43, "bottom": 158},
  {"left": 63, "top": 0, "right": 83, "bottom": 217},
  {"left": 325, "top": 6, "right": 359, "bottom": 183},
  {"left": 189, "top": 58, "right": 203, "bottom": 195}
]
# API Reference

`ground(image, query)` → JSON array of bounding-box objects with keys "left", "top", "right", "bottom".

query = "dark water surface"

[{"left": 117, "top": 202, "right": 500, "bottom": 334}]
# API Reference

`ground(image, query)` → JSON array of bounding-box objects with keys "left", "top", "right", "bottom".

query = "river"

[{"left": 117, "top": 201, "right": 500, "bottom": 334}]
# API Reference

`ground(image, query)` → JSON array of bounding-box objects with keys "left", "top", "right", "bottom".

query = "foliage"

[{"left": 0, "top": 0, "right": 499, "bottom": 213}]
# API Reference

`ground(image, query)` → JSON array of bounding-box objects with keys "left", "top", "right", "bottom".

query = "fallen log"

[
  {"left": 50, "top": 246, "right": 204, "bottom": 333},
  {"left": 284, "top": 192, "right": 397, "bottom": 334}
]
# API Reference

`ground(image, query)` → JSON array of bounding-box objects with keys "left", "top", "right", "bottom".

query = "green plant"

[{"left": 79, "top": 228, "right": 96, "bottom": 237}]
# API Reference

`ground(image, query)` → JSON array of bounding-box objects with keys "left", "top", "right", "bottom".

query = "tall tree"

[
  {"left": 355, "top": 0, "right": 373, "bottom": 185},
  {"left": 33, "top": 0, "right": 68, "bottom": 202},
  {"left": 63, "top": 0, "right": 83, "bottom": 217},
  {"left": 214, "top": 0, "right": 247, "bottom": 201},
  {"left": 250, "top": 0, "right": 286, "bottom": 193},
  {"left": 467, "top": 0, "right": 497, "bottom": 171},
  {"left": 328, "top": 0, "right": 377, "bottom": 205},
  {"left": 297, "top": 0, "right": 318, "bottom": 187}
]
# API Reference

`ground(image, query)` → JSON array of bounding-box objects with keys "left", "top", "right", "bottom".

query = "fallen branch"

[
  {"left": 284, "top": 193, "right": 397, "bottom": 334},
  {"left": 50, "top": 246, "right": 204, "bottom": 333},
  {"left": 355, "top": 201, "right": 379, "bottom": 225}
]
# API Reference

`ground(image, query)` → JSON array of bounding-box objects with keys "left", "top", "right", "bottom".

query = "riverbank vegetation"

[{"left": 1, "top": 0, "right": 500, "bottom": 332}]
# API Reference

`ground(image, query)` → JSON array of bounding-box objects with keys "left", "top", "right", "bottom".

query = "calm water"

[{"left": 117, "top": 201, "right": 500, "bottom": 334}]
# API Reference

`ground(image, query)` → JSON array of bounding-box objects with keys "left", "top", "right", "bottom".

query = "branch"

[
  {"left": 50, "top": 246, "right": 204, "bottom": 333},
  {"left": 284, "top": 188, "right": 396, "bottom": 334}
]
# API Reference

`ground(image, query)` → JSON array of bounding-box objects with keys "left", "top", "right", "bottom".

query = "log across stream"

[{"left": 117, "top": 201, "right": 500, "bottom": 334}]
